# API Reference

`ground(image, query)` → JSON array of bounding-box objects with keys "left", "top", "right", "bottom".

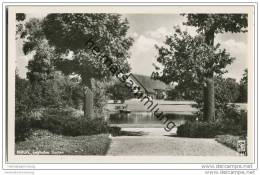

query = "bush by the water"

[
  {"left": 177, "top": 107, "right": 247, "bottom": 138},
  {"left": 36, "top": 108, "right": 110, "bottom": 136},
  {"left": 109, "top": 126, "right": 122, "bottom": 136},
  {"left": 177, "top": 120, "right": 222, "bottom": 138}
]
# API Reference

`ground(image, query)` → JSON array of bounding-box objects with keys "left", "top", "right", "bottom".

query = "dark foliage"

[
  {"left": 28, "top": 108, "right": 110, "bottom": 136},
  {"left": 15, "top": 74, "right": 35, "bottom": 142},
  {"left": 16, "top": 13, "right": 26, "bottom": 38},
  {"left": 42, "top": 13, "right": 133, "bottom": 81},
  {"left": 15, "top": 117, "right": 32, "bottom": 142},
  {"left": 177, "top": 120, "right": 222, "bottom": 138},
  {"left": 109, "top": 126, "right": 122, "bottom": 136},
  {"left": 177, "top": 106, "right": 247, "bottom": 138},
  {"left": 107, "top": 82, "right": 133, "bottom": 103},
  {"left": 41, "top": 14, "right": 133, "bottom": 117},
  {"left": 15, "top": 73, "right": 84, "bottom": 141},
  {"left": 16, "top": 13, "right": 26, "bottom": 21},
  {"left": 183, "top": 14, "right": 248, "bottom": 34},
  {"left": 237, "top": 69, "right": 248, "bottom": 103},
  {"left": 191, "top": 77, "right": 241, "bottom": 120}
]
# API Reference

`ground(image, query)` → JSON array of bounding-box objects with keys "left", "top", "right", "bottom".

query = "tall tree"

[
  {"left": 183, "top": 14, "right": 248, "bottom": 121},
  {"left": 20, "top": 18, "right": 83, "bottom": 109},
  {"left": 154, "top": 28, "right": 235, "bottom": 120},
  {"left": 42, "top": 14, "right": 133, "bottom": 118},
  {"left": 20, "top": 18, "right": 59, "bottom": 83}
]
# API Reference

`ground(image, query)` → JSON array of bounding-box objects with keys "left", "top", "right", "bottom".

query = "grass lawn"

[{"left": 16, "top": 130, "right": 111, "bottom": 155}]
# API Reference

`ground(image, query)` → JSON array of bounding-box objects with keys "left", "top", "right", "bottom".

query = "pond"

[{"left": 108, "top": 112, "right": 194, "bottom": 126}]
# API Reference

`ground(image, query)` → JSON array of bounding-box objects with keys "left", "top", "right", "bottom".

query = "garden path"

[{"left": 106, "top": 128, "right": 238, "bottom": 156}]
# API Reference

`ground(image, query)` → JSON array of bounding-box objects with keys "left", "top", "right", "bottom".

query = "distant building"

[{"left": 130, "top": 74, "right": 171, "bottom": 99}]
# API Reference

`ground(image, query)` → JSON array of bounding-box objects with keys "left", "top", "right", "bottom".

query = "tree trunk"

[
  {"left": 203, "top": 30, "right": 215, "bottom": 121},
  {"left": 203, "top": 76, "right": 215, "bottom": 121},
  {"left": 83, "top": 79, "right": 94, "bottom": 118}
]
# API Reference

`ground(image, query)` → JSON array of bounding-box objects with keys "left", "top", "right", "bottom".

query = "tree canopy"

[
  {"left": 154, "top": 28, "right": 235, "bottom": 87},
  {"left": 38, "top": 13, "right": 134, "bottom": 118},
  {"left": 153, "top": 27, "right": 236, "bottom": 120},
  {"left": 42, "top": 13, "right": 133, "bottom": 84},
  {"left": 184, "top": 14, "right": 248, "bottom": 34},
  {"left": 18, "top": 18, "right": 57, "bottom": 82}
]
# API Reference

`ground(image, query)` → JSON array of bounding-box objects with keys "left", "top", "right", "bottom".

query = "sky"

[{"left": 16, "top": 13, "right": 248, "bottom": 81}]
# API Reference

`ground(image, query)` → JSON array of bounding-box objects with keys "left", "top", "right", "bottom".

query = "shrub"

[
  {"left": 177, "top": 107, "right": 247, "bottom": 138},
  {"left": 29, "top": 108, "right": 110, "bottom": 136},
  {"left": 221, "top": 106, "right": 247, "bottom": 136},
  {"left": 177, "top": 120, "right": 222, "bottom": 138},
  {"left": 215, "top": 135, "right": 242, "bottom": 151},
  {"left": 73, "top": 117, "right": 110, "bottom": 136},
  {"left": 109, "top": 126, "right": 121, "bottom": 136},
  {"left": 17, "top": 107, "right": 120, "bottom": 138},
  {"left": 15, "top": 74, "right": 35, "bottom": 142},
  {"left": 15, "top": 116, "right": 32, "bottom": 142},
  {"left": 15, "top": 72, "right": 84, "bottom": 141}
]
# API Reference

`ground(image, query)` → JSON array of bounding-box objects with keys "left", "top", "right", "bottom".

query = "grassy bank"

[{"left": 16, "top": 130, "right": 111, "bottom": 155}]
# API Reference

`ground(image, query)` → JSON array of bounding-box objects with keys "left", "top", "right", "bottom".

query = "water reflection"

[{"left": 108, "top": 112, "right": 192, "bottom": 126}]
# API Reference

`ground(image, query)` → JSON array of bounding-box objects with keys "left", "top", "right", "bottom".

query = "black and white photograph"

[
  {"left": 14, "top": 11, "right": 250, "bottom": 155},
  {"left": 3, "top": 3, "right": 258, "bottom": 172}
]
